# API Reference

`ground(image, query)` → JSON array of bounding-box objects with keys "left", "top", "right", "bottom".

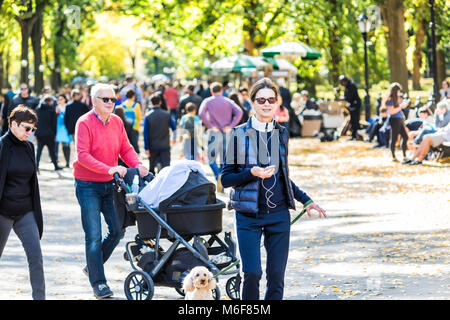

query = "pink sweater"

[{"left": 73, "top": 111, "right": 142, "bottom": 182}]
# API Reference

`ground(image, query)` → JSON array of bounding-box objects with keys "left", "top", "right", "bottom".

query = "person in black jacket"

[
  {"left": 339, "top": 75, "right": 362, "bottom": 140},
  {"left": 10, "top": 83, "right": 39, "bottom": 111},
  {"left": 35, "top": 95, "right": 60, "bottom": 171},
  {"left": 178, "top": 84, "right": 203, "bottom": 118},
  {"left": 0, "top": 93, "right": 11, "bottom": 135},
  {"left": 64, "top": 89, "right": 90, "bottom": 138},
  {"left": 0, "top": 106, "right": 46, "bottom": 300},
  {"left": 221, "top": 78, "right": 326, "bottom": 300},
  {"left": 143, "top": 93, "right": 177, "bottom": 174}
]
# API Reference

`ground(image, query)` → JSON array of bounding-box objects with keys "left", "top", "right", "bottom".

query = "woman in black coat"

[
  {"left": 221, "top": 78, "right": 326, "bottom": 300},
  {"left": 0, "top": 105, "right": 45, "bottom": 300}
]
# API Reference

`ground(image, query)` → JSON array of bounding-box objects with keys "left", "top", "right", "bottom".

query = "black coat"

[
  {"left": 11, "top": 94, "right": 40, "bottom": 110},
  {"left": 344, "top": 81, "right": 362, "bottom": 113},
  {"left": 64, "top": 100, "right": 90, "bottom": 135},
  {"left": 35, "top": 102, "right": 57, "bottom": 138},
  {"left": 0, "top": 131, "right": 43, "bottom": 238}
]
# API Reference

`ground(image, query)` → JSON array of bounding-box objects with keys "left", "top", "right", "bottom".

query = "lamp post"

[
  {"left": 429, "top": 0, "right": 439, "bottom": 103},
  {"left": 358, "top": 14, "right": 372, "bottom": 121}
]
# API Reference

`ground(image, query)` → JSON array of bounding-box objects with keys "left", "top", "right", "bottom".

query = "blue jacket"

[{"left": 221, "top": 118, "right": 312, "bottom": 217}]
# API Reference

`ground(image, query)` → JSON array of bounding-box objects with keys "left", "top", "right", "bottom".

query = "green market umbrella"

[
  {"left": 262, "top": 56, "right": 298, "bottom": 73},
  {"left": 206, "top": 54, "right": 259, "bottom": 74},
  {"left": 261, "top": 41, "right": 322, "bottom": 60}
]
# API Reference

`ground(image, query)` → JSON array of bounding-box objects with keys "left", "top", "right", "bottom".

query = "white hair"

[
  {"left": 436, "top": 99, "right": 449, "bottom": 111},
  {"left": 90, "top": 83, "right": 114, "bottom": 99}
]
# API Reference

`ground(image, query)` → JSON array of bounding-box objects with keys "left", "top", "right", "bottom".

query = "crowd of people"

[
  {"left": 0, "top": 76, "right": 327, "bottom": 301},
  {"left": 0, "top": 73, "right": 448, "bottom": 301},
  {"left": 362, "top": 81, "right": 450, "bottom": 165}
]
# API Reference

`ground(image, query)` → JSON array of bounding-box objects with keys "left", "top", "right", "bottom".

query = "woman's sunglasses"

[
  {"left": 97, "top": 97, "right": 117, "bottom": 103},
  {"left": 255, "top": 97, "right": 277, "bottom": 105},
  {"left": 20, "top": 123, "right": 37, "bottom": 133}
]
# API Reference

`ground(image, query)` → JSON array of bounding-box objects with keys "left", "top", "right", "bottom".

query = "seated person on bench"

[{"left": 405, "top": 122, "right": 450, "bottom": 165}]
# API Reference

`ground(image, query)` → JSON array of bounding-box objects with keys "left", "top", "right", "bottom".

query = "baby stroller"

[
  {"left": 318, "top": 101, "right": 345, "bottom": 142},
  {"left": 113, "top": 163, "right": 241, "bottom": 300}
]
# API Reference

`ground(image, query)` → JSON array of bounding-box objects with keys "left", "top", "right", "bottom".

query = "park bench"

[{"left": 427, "top": 141, "right": 450, "bottom": 162}]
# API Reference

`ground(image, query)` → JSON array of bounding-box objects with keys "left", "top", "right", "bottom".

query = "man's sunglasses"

[
  {"left": 97, "top": 97, "right": 117, "bottom": 103},
  {"left": 20, "top": 123, "right": 37, "bottom": 133},
  {"left": 255, "top": 97, "right": 277, "bottom": 105}
]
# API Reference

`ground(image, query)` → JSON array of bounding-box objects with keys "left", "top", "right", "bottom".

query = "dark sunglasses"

[
  {"left": 255, "top": 97, "right": 277, "bottom": 105},
  {"left": 97, "top": 97, "right": 117, "bottom": 103},
  {"left": 20, "top": 123, "right": 37, "bottom": 133}
]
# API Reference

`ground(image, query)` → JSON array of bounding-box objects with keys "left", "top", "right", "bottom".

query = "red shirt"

[
  {"left": 163, "top": 87, "right": 179, "bottom": 110},
  {"left": 73, "top": 111, "right": 142, "bottom": 182}
]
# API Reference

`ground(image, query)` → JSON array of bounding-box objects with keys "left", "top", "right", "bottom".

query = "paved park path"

[{"left": 1, "top": 138, "right": 449, "bottom": 300}]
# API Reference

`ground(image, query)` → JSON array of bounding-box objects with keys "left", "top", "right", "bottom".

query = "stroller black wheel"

[
  {"left": 212, "top": 286, "right": 221, "bottom": 300},
  {"left": 124, "top": 270, "right": 154, "bottom": 300},
  {"left": 226, "top": 276, "right": 241, "bottom": 300}
]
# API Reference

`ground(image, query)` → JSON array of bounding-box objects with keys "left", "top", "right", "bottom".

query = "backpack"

[
  {"left": 123, "top": 102, "right": 137, "bottom": 127},
  {"left": 183, "top": 115, "right": 196, "bottom": 137}
]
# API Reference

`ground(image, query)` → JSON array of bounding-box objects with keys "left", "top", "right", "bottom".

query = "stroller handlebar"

[{"left": 113, "top": 173, "right": 129, "bottom": 191}]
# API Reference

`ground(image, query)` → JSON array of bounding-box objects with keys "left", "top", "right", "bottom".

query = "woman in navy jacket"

[{"left": 221, "top": 78, "right": 326, "bottom": 300}]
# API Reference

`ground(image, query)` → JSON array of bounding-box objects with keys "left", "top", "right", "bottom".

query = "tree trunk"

[
  {"left": 19, "top": 20, "right": 32, "bottom": 85},
  {"left": 31, "top": 13, "right": 44, "bottom": 94},
  {"left": 326, "top": 0, "right": 342, "bottom": 87},
  {"left": 380, "top": 0, "right": 409, "bottom": 93},
  {"left": 0, "top": 49, "right": 4, "bottom": 90},
  {"left": 242, "top": 0, "right": 258, "bottom": 56},
  {"left": 435, "top": 35, "right": 446, "bottom": 90},
  {"left": 412, "top": 20, "right": 425, "bottom": 90},
  {"left": 5, "top": 49, "right": 10, "bottom": 87}
]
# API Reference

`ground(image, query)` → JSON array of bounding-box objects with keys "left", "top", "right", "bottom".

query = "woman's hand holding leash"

[{"left": 305, "top": 202, "right": 327, "bottom": 219}]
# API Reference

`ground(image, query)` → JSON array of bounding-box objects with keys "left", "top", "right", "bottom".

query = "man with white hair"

[
  {"left": 435, "top": 99, "right": 450, "bottom": 128},
  {"left": 73, "top": 83, "right": 148, "bottom": 299}
]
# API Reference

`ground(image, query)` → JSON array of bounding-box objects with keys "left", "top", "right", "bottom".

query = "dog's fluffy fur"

[{"left": 182, "top": 266, "right": 216, "bottom": 300}]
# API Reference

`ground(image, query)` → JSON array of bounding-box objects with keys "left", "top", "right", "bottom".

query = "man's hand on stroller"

[
  {"left": 137, "top": 165, "right": 149, "bottom": 178},
  {"left": 108, "top": 165, "right": 128, "bottom": 177}
]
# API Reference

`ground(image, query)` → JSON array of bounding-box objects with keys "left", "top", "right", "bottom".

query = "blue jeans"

[
  {"left": 235, "top": 209, "right": 291, "bottom": 300},
  {"left": 75, "top": 179, "right": 122, "bottom": 287}
]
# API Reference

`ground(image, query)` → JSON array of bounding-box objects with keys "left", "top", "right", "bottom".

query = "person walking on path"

[
  {"left": 0, "top": 93, "right": 11, "bottom": 135},
  {"left": 339, "top": 75, "right": 362, "bottom": 140},
  {"left": 0, "top": 106, "right": 45, "bottom": 300},
  {"left": 35, "top": 95, "right": 61, "bottom": 172},
  {"left": 10, "top": 83, "right": 39, "bottom": 111},
  {"left": 178, "top": 84, "right": 203, "bottom": 118},
  {"left": 73, "top": 83, "right": 148, "bottom": 299},
  {"left": 198, "top": 82, "right": 243, "bottom": 192},
  {"left": 55, "top": 94, "right": 72, "bottom": 168},
  {"left": 221, "top": 78, "right": 326, "bottom": 300},
  {"left": 120, "top": 89, "right": 142, "bottom": 154},
  {"left": 143, "top": 93, "right": 177, "bottom": 174},
  {"left": 64, "top": 89, "right": 90, "bottom": 139},
  {"left": 164, "top": 82, "right": 180, "bottom": 122},
  {"left": 120, "top": 76, "right": 143, "bottom": 105},
  {"left": 178, "top": 102, "right": 203, "bottom": 160},
  {"left": 384, "top": 83, "right": 409, "bottom": 162}
]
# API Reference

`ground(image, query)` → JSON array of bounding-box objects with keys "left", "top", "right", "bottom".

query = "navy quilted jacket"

[{"left": 221, "top": 118, "right": 312, "bottom": 217}]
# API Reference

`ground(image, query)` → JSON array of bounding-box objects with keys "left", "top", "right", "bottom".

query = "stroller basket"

[{"left": 135, "top": 200, "right": 225, "bottom": 239}]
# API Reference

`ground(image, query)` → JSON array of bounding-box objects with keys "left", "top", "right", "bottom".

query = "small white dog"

[{"left": 182, "top": 266, "right": 216, "bottom": 300}]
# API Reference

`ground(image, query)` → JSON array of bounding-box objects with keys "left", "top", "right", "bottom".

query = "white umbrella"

[
  {"left": 151, "top": 74, "right": 169, "bottom": 82},
  {"left": 261, "top": 41, "right": 322, "bottom": 60}
]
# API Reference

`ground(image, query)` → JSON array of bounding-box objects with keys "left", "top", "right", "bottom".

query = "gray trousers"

[{"left": 0, "top": 212, "right": 45, "bottom": 300}]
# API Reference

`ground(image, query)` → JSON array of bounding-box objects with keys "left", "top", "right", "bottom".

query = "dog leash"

[{"left": 213, "top": 207, "right": 307, "bottom": 278}]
